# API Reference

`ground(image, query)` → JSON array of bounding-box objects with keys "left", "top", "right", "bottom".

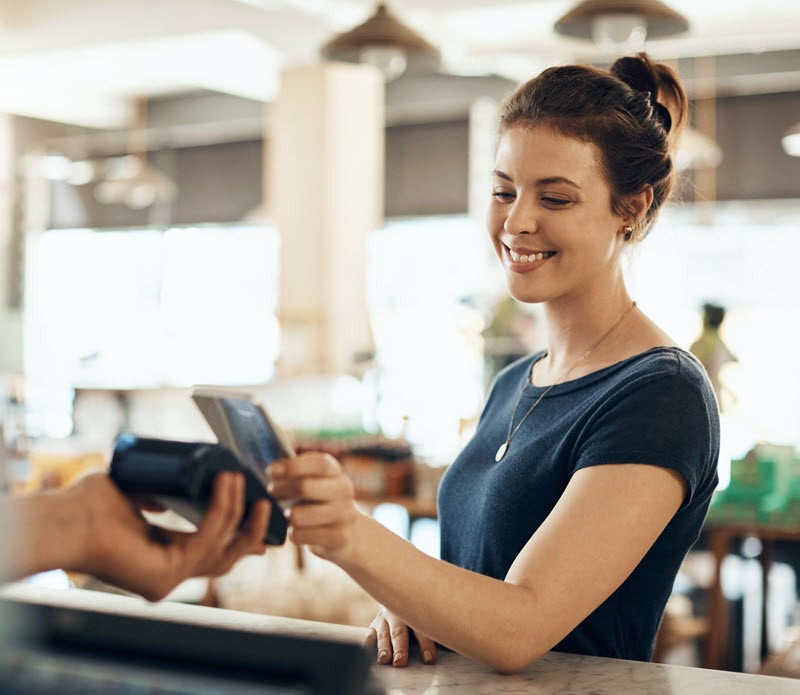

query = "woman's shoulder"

[
  {"left": 612, "top": 347, "right": 716, "bottom": 406},
  {"left": 624, "top": 346, "right": 707, "bottom": 380}
]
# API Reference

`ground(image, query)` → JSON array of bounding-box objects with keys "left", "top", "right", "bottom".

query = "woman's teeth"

[{"left": 509, "top": 249, "right": 556, "bottom": 263}]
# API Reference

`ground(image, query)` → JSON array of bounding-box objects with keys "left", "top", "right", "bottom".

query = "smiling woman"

[{"left": 266, "top": 52, "right": 720, "bottom": 675}]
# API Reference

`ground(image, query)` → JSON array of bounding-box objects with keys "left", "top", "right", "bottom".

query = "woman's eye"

[
  {"left": 492, "top": 191, "right": 514, "bottom": 201},
  {"left": 542, "top": 197, "right": 571, "bottom": 206}
]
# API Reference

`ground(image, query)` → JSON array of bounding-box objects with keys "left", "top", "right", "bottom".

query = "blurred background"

[{"left": 1, "top": 0, "right": 800, "bottom": 678}]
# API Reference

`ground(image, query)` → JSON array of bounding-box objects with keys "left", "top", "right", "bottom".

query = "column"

[{"left": 268, "top": 63, "right": 384, "bottom": 376}]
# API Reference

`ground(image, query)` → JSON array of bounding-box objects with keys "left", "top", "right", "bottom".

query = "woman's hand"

[
  {"left": 68, "top": 471, "right": 270, "bottom": 601},
  {"left": 266, "top": 453, "right": 363, "bottom": 563},
  {"left": 364, "top": 607, "right": 437, "bottom": 667}
]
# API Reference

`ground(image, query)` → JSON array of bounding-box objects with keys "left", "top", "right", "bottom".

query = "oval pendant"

[{"left": 495, "top": 442, "right": 508, "bottom": 462}]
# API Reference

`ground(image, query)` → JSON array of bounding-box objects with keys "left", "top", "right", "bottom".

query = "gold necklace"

[{"left": 494, "top": 301, "right": 637, "bottom": 462}]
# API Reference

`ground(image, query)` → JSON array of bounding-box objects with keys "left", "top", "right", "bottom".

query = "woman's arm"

[
  {"left": 2, "top": 472, "right": 270, "bottom": 600},
  {"left": 269, "top": 455, "right": 685, "bottom": 674}
]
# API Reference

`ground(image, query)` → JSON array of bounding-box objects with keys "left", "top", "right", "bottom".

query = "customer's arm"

[
  {"left": 269, "top": 454, "right": 684, "bottom": 674},
  {"left": 1, "top": 471, "right": 269, "bottom": 600}
]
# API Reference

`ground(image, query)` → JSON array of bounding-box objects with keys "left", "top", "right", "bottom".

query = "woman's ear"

[{"left": 624, "top": 185, "right": 655, "bottom": 228}]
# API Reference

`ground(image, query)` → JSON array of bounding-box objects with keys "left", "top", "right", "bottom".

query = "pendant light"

[
  {"left": 93, "top": 98, "right": 176, "bottom": 210},
  {"left": 782, "top": 121, "right": 800, "bottom": 157},
  {"left": 555, "top": 0, "right": 689, "bottom": 45},
  {"left": 320, "top": 3, "right": 440, "bottom": 81}
]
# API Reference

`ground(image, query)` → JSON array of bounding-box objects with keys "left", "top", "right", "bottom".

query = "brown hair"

[{"left": 497, "top": 53, "right": 688, "bottom": 241}]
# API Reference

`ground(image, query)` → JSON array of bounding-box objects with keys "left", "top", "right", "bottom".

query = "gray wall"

[
  {"left": 715, "top": 91, "right": 800, "bottom": 200},
  {"left": 385, "top": 120, "right": 469, "bottom": 217},
  {"left": 49, "top": 140, "right": 264, "bottom": 229}
]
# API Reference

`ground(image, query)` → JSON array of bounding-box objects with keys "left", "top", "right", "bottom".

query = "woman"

[{"left": 268, "top": 53, "right": 719, "bottom": 673}]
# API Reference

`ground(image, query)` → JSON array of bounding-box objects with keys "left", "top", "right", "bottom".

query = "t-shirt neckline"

[{"left": 520, "top": 346, "right": 686, "bottom": 398}]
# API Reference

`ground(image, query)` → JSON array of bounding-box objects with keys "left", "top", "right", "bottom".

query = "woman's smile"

[{"left": 503, "top": 243, "right": 558, "bottom": 272}]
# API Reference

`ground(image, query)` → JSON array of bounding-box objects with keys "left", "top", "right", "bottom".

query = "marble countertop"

[{"left": 2, "top": 584, "right": 797, "bottom": 694}]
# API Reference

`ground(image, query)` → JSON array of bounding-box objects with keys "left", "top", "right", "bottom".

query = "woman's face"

[{"left": 487, "top": 124, "right": 627, "bottom": 305}]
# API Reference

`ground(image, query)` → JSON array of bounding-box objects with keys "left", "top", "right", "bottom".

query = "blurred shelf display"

[
  {"left": 290, "top": 428, "right": 445, "bottom": 513},
  {"left": 292, "top": 431, "right": 416, "bottom": 499},
  {"left": 708, "top": 443, "right": 800, "bottom": 528}
]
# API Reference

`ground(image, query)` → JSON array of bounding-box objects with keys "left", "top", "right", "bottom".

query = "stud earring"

[{"left": 623, "top": 226, "right": 634, "bottom": 241}]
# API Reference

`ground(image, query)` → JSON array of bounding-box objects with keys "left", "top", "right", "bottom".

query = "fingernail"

[
  {"left": 378, "top": 650, "right": 388, "bottom": 662},
  {"left": 270, "top": 463, "right": 285, "bottom": 477},
  {"left": 393, "top": 651, "right": 404, "bottom": 663},
  {"left": 423, "top": 650, "right": 433, "bottom": 663},
  {"left": 266, "top": 482, "right": 275, "bottom": 494}
]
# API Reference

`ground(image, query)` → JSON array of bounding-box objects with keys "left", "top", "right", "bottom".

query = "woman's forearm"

[
  {"left": 338, "top": 513, "right": 544, "bottom": 673},
  {"left": 273, "top": 454, "right": 558, "bottom": 672}
]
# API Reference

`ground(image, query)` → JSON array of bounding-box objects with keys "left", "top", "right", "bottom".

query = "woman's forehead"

[{"left": 494, "top": 125, "right": 601, "bottom": 182}]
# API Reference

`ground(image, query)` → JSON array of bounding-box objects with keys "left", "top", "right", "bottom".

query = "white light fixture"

[
  {"left": 320, "top": 3, "right": 440, "bottom": 81},
  {"left": 556, "top": 0, "right": 689, "bottom": 44},
  {"left": 38, "top": 154, "right": 72, "bottom": 181},
  {"left": 35, "top": 154, "right": 96, "bottom": 186},
  {"left": 92, "top": 99, "right": 177, "bottom": 209},
  {"left": 782, "top": 122, "right": 800, "bottom": 157},
  {"left": 93, "top": 157, "right": 176, "bottom": 210},
  {"left": 359, "top": 45, "right": 408, "bottom": 82},
  {"left": 592, "top": 14, "right": 647, "bottom": 48}
]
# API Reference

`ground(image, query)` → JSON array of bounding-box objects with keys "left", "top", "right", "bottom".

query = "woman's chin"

[{"left": 505, "top": 282, "right": 551, "bottom": 305}]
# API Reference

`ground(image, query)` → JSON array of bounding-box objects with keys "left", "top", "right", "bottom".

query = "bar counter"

[{"left": 2, "top": 584, "right": 797, "bottom": 694}]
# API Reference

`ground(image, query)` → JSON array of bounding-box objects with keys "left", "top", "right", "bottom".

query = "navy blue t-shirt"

[{"left": 438, "top": 347, "right": 719, "bottom": 661}]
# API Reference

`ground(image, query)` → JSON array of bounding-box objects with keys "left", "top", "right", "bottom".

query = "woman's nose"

[{"left": 504, "top": 199, "right": 538, "bottom": 235}]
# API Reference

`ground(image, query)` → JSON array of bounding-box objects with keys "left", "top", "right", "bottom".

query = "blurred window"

[
  {"left": 24, "top": 224, "right": 280, "bottom": 428},
  {"left": 366, "top": 216, "right": 488, "bottom": 462}
]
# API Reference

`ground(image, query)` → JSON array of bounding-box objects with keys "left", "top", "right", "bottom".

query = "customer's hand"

[
  {"left": 364, "top": 607, "right": 437, "bottom": 667},
  {"left": 266, "top": 453, "right": 363, "bottom": 563},
  {"left": 69, "top": 471, "right": 270, "bottom": 600}
]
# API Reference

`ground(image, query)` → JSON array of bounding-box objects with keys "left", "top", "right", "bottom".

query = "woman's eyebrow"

[
  {"left": 536, "top": 176, "right": 582, "bottom": 190},
  {"left": 491, "top": 170, "right": 582, "bottom": 190}
]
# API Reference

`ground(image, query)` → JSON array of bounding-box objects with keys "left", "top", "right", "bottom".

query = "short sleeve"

[{"left": 573, "top": 372, "right": 717, "bottom": 509}]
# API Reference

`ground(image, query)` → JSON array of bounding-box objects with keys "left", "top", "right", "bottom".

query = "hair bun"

[
  {"left": 611, "top": 53, "right": 673, "bottom": 133},
  {"left": 654, "top": 101, "right": 672, "bottom": 133},
  {"left": 610, "top": 54, "right": 659, "bottom": 96}
]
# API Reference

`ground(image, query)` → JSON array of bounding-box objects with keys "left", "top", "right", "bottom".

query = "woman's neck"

[{"left": 540, "top": 286, "right": 636, "bottom": 377}]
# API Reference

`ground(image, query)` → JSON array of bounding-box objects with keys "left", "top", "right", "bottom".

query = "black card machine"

[{"left": 110, "top": 434, "right": 288, "bottom": 546}]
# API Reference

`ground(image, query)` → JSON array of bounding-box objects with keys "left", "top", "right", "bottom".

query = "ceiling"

[{"left": 1, "top": 0, "right": 800, "bottom": 130}]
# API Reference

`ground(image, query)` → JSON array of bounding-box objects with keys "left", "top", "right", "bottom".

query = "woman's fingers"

[
  {"left": 270, "top": 453, "right": 341, "bottom": 479},
  {"left": 268, "top": 451, "right": 359, "bottom": 560},
  {"left": 373, "top": 616, "right": 394, "bottom": 665},
  {"left": 286, "top": 500, "right": 355, "bottom": 528},
  {"left": 288, "top": 523, "right": 349, "bottom": 551},
  {"left": 365, "top": 611, "right": 433, "bottom": 667},
  {"left": 268, "top": 476, "right": 349, "bottom": 504},
  {"left": 267, "top": 453, "right": 351, "bottom": 503},
  {"left": 414, "top": 630, "right": 437, "bottom": 665},
  {"left": 386, "top": 613, "right": 410, "bottom": 668}
]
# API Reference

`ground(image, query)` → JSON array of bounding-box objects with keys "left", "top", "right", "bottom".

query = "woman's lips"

[{"left": 504, "top": 245, "right": 557, "bottom": 271}]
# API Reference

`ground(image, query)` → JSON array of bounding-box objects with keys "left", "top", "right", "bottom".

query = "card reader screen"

[{"left": 219, "top": 398, "right": 289, "bottom": 474}]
